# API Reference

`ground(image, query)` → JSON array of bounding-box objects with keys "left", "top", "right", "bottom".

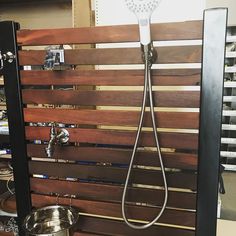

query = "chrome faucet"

[{"left": 45, "top": 123, "right": 69, "bottom": 158}]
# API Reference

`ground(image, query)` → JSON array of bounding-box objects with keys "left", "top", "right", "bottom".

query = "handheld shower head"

[{"left": 125, "top": 0, "right": 161, "bottom": 45}]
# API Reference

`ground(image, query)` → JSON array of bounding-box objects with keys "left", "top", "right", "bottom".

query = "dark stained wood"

[
  {"left": 29, "top": 161, "right": 197, "bottom": 189},
  {"left": 74, "top": 233, "right": 102, "bottom": 236},
  {"left": 0, "top": 233, "right": 14, "bottom": 236},
  {"left": 20, "top": 69, "right": 201, "bottom": 86},
  {"left": 74, "top": 233, "right": 103, "bottom": 236},
  {"left": 27, "top": 145, "right": 198, "bottom": 170},
  {"left": 75, "top": 216, "right": 195, "bottom": 236},
  {"left": 0, "top": 194, "right": 16, "bottom": 214},
  {"left": 17, "top": 21, "right": 202, "bottom": 46},
  {"left": 24, "top": 108, "right": 199, "bottom": 129},
  {"left": 25, "top": 126, "right": 199, "bottom": 150},
  {"left": 0, "top": 134, "right": 9, "bottom": 143},
  {"left": 18, "top": 46, "right": 201, "bottom": 66},
  {"left": 30, "top": 178, "right": 197, "bottom": 209},
  {"left": 22, "top": 90, "right": 200, "bottom": 108},
  {"left": 31, "top": 194, "right": 196, "bottom": 227}
]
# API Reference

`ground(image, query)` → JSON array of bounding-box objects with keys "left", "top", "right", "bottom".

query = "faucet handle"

[
  {"left": 45, "top": 123, "right": 69, "bottom": 158},
  {"left": 57, "top": 128, "right": 69, "bottom": 144}
]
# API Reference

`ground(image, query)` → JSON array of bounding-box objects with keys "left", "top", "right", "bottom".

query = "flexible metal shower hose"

[{"left": 121, "top": 54, "right": 168, "bottom": 229}]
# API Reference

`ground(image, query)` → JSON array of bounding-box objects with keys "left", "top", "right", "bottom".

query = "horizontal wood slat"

[
  {"left": 29, "top": 161, "right": 197, "bottom": 189},
  {"left": 30, "top": 178, "right": 196, "bottom": 209},
  {"left": 31, "top": 194, "right": 196, "bottom": 227},
  {"left": 76, "top": 216, "right": 195, "bottom": 236},
  {"left": 22, "top": 90, "right": 200, "bottom": 108},
  {"left": 17, "top": 21, "right": 203, "bottom": 46},
  {"left": 25, "top": 127, "right": 199, "bottom": 150},
  {"left": 0, "top": 233, "right": 14, "bottom": 236},
  {"left": 28, "top": 145, "right": 198, "bottom": 170},
  {"left": 24, "top": 108, "right": 199, "bottom": 129},
  {"left": 20, "top": 69, "right": 201, "bottom": 86},
  {"left": 18, "top": 46, "right": 201, "bottom": 66}
]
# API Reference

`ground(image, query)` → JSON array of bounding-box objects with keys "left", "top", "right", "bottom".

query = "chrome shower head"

[{"left": 125, "top": 0, "right": 161, "bottom": 45}]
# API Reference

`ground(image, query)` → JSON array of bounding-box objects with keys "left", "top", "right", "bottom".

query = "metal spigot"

[{"left": 45, "top": 123, "right": 69, "bottom": 158}]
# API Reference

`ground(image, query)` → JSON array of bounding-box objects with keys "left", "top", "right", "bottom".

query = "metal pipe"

[{"left": 121, "top": 44, "right": 168, "bottom": 229}]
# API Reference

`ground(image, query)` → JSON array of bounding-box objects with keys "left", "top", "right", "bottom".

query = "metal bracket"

[
  {"left": 141, "top": 42, "right": 157, "bottom": 66},
  {"left": 0, "top": 51, "right": 16, "bottom": 70}
]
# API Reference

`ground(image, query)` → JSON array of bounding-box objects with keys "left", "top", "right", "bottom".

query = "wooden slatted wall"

[{"left": 16, "top": 21, "right": 203, "bottom": 235}]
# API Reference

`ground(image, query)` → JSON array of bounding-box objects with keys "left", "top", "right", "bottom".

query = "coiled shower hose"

[{"left": 121, "top": 47, "right": 168, "bottom": 229}]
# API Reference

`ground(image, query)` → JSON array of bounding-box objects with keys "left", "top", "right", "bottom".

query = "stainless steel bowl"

[{"left": 23, "top": 205, "right": 79, "bottom": 236}]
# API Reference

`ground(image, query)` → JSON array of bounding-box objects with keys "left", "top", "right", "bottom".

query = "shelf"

[
  {"left": 0, "top": 0, "right": 71, "bottom": 4},
  {"left": 0, "top": 103, "right": 6, "bottom": 111},
  {"left": 225, "top": 66, "right": 236, "bottom": 73},
  {"left": 0, "top": 176, "right": 13, "bottom": 181},
  {"left": 226, "top": 51, "right": 236, "bottom": 58},
  {"left": 0, "top": 77, "right": 3, "bottom": 86},
  {"left": 227, "top": 35, "right": 236, "bottom": 43},
  {"left": 223, "top": 164, "right": 236, "bottom": 172},
  {"left": 0, "top": 210, "right": 16, "bottom": 218},
  {"left": 0, "top": 155, "right": 11, "bottom": 160}
]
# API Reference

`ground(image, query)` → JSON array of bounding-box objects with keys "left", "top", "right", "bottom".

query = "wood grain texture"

[
  {"left": 18, "top": 46, "right": 201, "bottom": 66},
  {"left": 75, "top": 216, "right": 195, "bottom": 236},
  {"left": 74, "top": 232, "right": 102, "bottom": 236},
  {"left": 25, "top": 126, "right": 199, "bottom": 150},
  {"left": 16, "top": 21, "right": 204, "bottom": 234},
  {"left": 31, "top": 194, "right": 196, "bottom": 227},
  {"left": 29, "top": 161, "right": 197, "bottom": 189},
  {"left": 22, "top": 90, "right": 200, "bottom": 108},
  {"left": 0, "top": 233, "right": 14, "bottom": 236},
  {"left": 27, "top": 145, "right": 198, "bottom": 170},
  {"left": 17, "top": 21, "right": 202, "bottom": 46},
  {"left": 20, "top": 69, "right": 201, "bottom": 86},
  {"left": 24, "top": 108, "right": 199, "bottom": 129},
  {"left": 30, "top": 177, "right": 196, "bottom": 209}
]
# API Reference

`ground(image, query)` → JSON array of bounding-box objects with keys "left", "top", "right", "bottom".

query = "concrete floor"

[
  {"left": 217, "top": 172, "right": 236, "bottom": 235},
  {"left": 220, "top": 172, "right": 236, "bottom": 221}
]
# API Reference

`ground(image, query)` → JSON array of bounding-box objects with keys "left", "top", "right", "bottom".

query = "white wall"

[
  {"left": 95, "top": 0, "right": 206, "bottom": 26},
  {"left": 206, "top": 0, "right": 236, "bottom": 25}
]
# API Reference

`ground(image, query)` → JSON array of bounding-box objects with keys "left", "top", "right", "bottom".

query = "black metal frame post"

[
  {"left": 196, "top": 8, "right": 228, "bottom": 236},
  {"left": 0, "top": 21, "right": 31, "bottom": 235}
]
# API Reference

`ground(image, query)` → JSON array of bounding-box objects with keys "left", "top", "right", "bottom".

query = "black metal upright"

[
  {"left": 0, "top": 21, "right": 31, "bottom": 235},
  {"left": 196, "top": 8, "right": 228, "bottom": 236}
]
